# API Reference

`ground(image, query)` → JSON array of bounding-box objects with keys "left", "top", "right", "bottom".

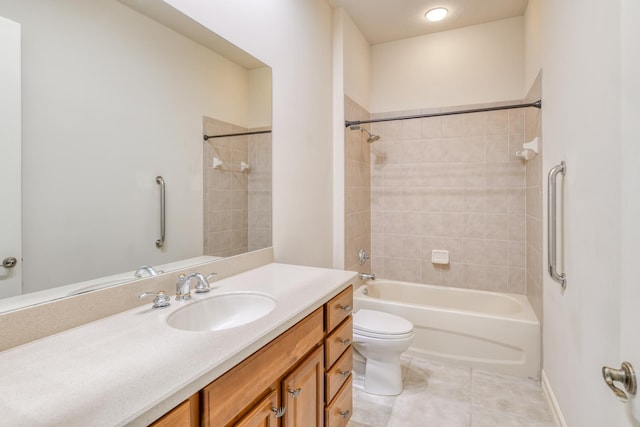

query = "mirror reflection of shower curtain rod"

[
  {"left": 203, "top": 129, "right": 272, "bottom": 141},
  {"left": 345, "top": 100, "right": 541, "bottom": 128}
]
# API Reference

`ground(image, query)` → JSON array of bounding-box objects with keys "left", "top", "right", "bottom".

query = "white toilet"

[{"left": 352, "top": 309, "right": 415, "bottom": 396}]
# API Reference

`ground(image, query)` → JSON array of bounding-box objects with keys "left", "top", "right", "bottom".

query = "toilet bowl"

[{"left": 352, "top": 309, "right": 414, "bottom": 396}]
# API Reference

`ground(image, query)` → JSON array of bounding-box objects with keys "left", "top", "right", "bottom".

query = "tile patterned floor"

[{"left": 347, "top": 353, "right": 554, "bottom": 427}]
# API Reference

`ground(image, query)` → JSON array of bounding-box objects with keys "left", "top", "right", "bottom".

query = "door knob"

[
  {"left": 602, "top": 361, "right": 637, "bottom": 402},
  {"left": 2, "top": 257, "right": 17, "bottom": 268}
]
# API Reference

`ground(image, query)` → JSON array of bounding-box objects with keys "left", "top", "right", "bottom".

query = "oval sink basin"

[{"left": 167, "top": 292, "right": 276, "bottom": 332}]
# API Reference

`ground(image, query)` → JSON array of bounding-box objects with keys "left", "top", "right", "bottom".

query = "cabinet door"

[
  {"left": 150, "top": 394, "right": 199, "bottom": 427},
  {"left": 282, "top": 345, "right": 324, "bottom": 427},
  {"left": 235, "top": 389, "right": 280, "bottom": 427}
]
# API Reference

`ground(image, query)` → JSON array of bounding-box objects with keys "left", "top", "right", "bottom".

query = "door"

[
  {"left": 618, "top": 0, "right": 640, "bottom": 422},
  {"left": 282, "top": 345, "right": 324, "bottom": 427},
  {"left": 0, "top": 16, "right": 22, "bottom": 299}
]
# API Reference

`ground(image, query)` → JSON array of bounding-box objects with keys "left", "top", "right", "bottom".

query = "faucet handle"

[
  {"left": 175, "top": 274, "right": 191, "bottom": 301},
  {"left": 194, "top": 272, "right": 218, "bottom": 293},
  {"left": 138, "top": 291, "right": 171, "bottom": 308}
]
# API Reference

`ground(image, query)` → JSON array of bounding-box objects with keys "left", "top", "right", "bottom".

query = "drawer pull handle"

[
  {"left": 339, "top": 304, "right": 352, "bottom": 312},
  {"left": 339, "top": 369, "right": 351, "bottom": 377},
  {"left": 271, "top": 406, "right": 286, "bottom": 418},
  {"left": 288, "top": 387, "right": 302, "bottom": 398},
  {"left": 339, "top": 338, "right": 351, "bottom": 346},
  {"left": 340, "top": 409, "right": 351, "bottom": 419}
]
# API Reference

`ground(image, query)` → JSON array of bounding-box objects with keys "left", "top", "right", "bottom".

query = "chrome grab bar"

[
  {"left": 155, "top": 176, "right": 165, "bottom": 248},
  {"left": 547, "top": 161, "right": 566, "bottom": 288}
]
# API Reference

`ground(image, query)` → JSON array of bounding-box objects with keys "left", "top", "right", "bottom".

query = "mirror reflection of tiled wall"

[{"left": 203, "top": 117, "right": 272, "bottom": 257}]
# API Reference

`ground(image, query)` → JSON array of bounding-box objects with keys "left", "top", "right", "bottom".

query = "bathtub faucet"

[{"left": 359, "top": 272, "right": 376, "bottom": 281}]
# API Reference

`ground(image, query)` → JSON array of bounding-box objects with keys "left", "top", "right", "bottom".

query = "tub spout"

[{"left": 360, "top": 272, "right": 376, "bottom": 281}]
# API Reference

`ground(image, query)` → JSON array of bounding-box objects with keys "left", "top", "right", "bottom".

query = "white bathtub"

[{"left": 354, "top": 280, "right": 541, "bottom": 379}]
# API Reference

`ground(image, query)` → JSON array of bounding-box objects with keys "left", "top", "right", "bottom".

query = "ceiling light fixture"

[{"left": 425, "top": 7, "right": 448, "bottom": 22}]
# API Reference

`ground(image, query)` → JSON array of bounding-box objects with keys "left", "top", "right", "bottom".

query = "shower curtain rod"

[
  {"left": 203, "top": 129, "right": 272, "bottom": 141},
  {"left": 345, "top": 100, "right": 541, "bottom": 128}
]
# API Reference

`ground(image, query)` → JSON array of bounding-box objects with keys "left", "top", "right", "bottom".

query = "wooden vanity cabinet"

[
  {"left": 201, "top": 307, "right": 324, "bottom": 427},
  {"left": 234, "top": 390, "right": 280, "bottom": 427},
  {"left": 323, "top": 286, "right": 353, "bottom": 427},
  {"left": 281, "top": 345, "right": 324, "bottom": 426},
  {"left": 150, "top": 394, "right": 199, "bottom": 427},
  {"left": 181, "top": 284, "right": 354, "bottom": 427}
]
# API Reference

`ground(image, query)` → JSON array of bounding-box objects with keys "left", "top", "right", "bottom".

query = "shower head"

[
  {"left": 349, "top": 125, "right": 381, "bottom": 143},
  {"left": 362, "top": 129, "right": 381, "bottom": 143}
]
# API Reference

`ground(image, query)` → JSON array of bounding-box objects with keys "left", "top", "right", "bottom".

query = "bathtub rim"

[{"left": 354, "top": 279, "right": 540, "bottom": 325}]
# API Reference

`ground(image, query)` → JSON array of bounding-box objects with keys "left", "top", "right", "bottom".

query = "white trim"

[{"left": 542, "top": 369, "right": 568, "bottom": 427}]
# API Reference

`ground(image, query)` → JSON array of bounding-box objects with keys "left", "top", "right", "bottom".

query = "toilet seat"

[
  {"left": 353, "top": 328, "right": 414, "bottom": 340},
  {"left": 353, "top": 309, "right": 414, "bottom": 339}
]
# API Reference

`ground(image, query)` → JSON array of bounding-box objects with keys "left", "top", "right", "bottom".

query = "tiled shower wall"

[
  {"left": 369, "top": 104, "right": 530, "bottom": 294},
  {"left": 248, "top": 129, "right": 273, "bottom": 252},
  {"left": 203, "top": 117, "right": 272, "bottom": 257},
  {"left": 344, "top": 97, "right": 372, "bottom": 273},
  {"left": 203, "top": 117, "right": 249, "bottom": 257},
  {"left": 525, "top": 74, "right": 543, "bottom": 321}
]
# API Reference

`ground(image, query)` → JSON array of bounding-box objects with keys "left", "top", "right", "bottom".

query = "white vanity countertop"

[{"left": 0, "top": 263, "right": 356, "bottom": 427}]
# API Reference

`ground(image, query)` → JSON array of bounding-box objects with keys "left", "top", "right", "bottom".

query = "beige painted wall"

[
  {"left": 167, "top": 0, "right": 335, "bottom": 268},
  {"left": 370, "top": 17, "right": 525, "bottom": 113},
  {"left": 342, "top": 10, "right": 371, "bottom": 111},
  {"left": 0, "top": 0, "right": 255, "bottom": 292}
]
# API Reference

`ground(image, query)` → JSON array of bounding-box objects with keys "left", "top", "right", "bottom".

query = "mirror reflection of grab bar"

[
  {"left": 547, "top": 161, "right": 566, "bottom": 288},
  {"left": 155, "top": 176, "right": 165, "bottom": 248}
]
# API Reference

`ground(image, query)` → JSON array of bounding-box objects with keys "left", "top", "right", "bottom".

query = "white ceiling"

[{"left": 328, "top": 0, "right": 529, "bottom": 45}]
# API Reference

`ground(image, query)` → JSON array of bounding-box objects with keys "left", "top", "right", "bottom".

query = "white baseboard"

[{"left": 542, "top": 369, "right": 568, "bottom": 427}]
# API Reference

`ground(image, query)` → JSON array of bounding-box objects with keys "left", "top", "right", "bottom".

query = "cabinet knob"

[
  {"left": 288, "top": 387, "right": 302, "bottom": 398},
  {"left": 339, "top": 338, "right": 351, "bottom": 346},
  {"left": 271, "top": 406, "right": 286, "bottom": 418},
  {"left": 340, "top": 409, "right": 351, "bottom": 419},
  {"left": 339, "top": 304, "right": 352, "bottom": 313},
  {"left": 338, "top": 369, "right": 351, "bottom": 377}
]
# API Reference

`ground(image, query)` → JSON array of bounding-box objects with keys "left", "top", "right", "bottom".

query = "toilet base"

[
  {"left": 353, "top": 346, "right": 404, "bottom": 396},
  {"left": 362, "top": 355, "right": 404, "bottom": 396}
]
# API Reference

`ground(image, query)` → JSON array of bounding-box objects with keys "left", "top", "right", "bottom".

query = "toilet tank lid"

[{"left": 353, "top": 309, "right": 414, "bottom": 335}]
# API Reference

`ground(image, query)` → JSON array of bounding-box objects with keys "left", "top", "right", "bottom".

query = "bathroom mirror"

[{"left": 0, "top": 0, "right": 272, "bottom": 313}]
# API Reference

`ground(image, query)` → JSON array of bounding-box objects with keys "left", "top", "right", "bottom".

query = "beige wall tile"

[
  {"left": 485, "top": 189, "right": 509, "bottom": 214},
  {"left": 485, "top": 266, "right": 509, "bottom": 292},
  {"left": 486, "top": 110, "right": 508, "bottom": 135},
  {"left": 402, "top": 258, "right": 422, "bottom": 282},
  {"left": 422, "top": 261, "right": 443, "bottom": 284},
  {"left": 441, "top": 263, "right": 463, "bottom": 286},
  {"left": 485, "top": 240, "right": 508, "bottom": 266},
  {"left": 442, "top": 115, "right": 463, "bottom": 137},
  {"left": 463, "top": 264, "right": 486, "bottom": 289},
  {"left": 364, "top": 101, "right": 530, "bottom": 294},
  {"left": 463, "top": 239, "right": 485, "bottom": 264},
  {"left": 421, "top": 117, "right": 442, "bottom": 139},
  {"left": 463, "top": 213, "right": 485, "bottom": 238},
  {"left": 402, "top": 235, "right": 422, "bottom": 259}
]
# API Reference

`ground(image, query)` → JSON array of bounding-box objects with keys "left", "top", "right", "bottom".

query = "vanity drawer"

[
  {"left": 202, "top": 307, "right": 323, "bottom": 426},
  {"left": 325, "top": 346, "right": 353, "bottom": 404},
  {"left": 324, "top": 379, "right": 352, "bottom": 427},
  {"left": 325, "top": 286, "right": 353, "bottom": 333},
  {"left": 324, "top": 316, "right": 353, "bottom": 368}
]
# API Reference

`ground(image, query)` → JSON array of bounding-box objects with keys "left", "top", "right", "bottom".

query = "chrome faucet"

[
  {"left": 359, "top": 272, "right": 376, "bottom": 281},
  {"left": 175, "top": 272, "right": 218, "bottom": 301},
  {"left": 134, "top": 265, "right": 162, "bottom": 278}
]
